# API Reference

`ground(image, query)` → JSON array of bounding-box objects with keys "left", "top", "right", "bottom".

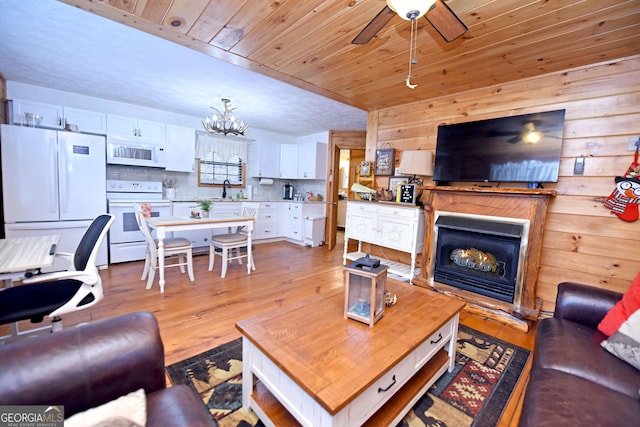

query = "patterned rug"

[{"left": 166, "top": 325, "right": 529, "bottom": 427}]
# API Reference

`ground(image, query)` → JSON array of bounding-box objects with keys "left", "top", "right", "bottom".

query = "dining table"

[
  {"left": 146, "top": 214, "right": 255, "bottom": 292},
  {"left": 0, "top": 235, "right": 60, "bottom": 337}
]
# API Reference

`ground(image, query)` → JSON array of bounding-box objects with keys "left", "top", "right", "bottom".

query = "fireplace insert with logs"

[{"left": 433, "top": 216, "right": 525, "bottom": 303}]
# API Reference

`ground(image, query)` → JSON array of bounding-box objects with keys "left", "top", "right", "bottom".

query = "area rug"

[{"left": 166, "top": 325, "right": 529, "bottom": 427}]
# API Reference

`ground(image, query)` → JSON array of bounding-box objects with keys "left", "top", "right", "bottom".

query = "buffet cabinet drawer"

[{"left": 378, "top": 205, "right": 419, "bottom": 219}]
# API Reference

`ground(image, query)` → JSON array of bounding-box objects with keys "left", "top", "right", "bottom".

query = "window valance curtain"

[{"left": 195, "top": 131, "right": 250, "bottom": 162}]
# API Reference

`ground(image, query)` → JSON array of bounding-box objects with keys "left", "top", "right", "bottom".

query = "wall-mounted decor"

[
  {"left": 360, "top": 161, "right": 371, "bottom": 176},
  {"left": 375, "top": 144, "right": 395, "bottom": 176},
  {"left": 604, "top": 147, "right": 640, "bottom": 222}
]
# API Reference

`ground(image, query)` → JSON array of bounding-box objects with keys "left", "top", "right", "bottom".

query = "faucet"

[{"left": 222, "top": 179, "right": 231, "bottom": 199}]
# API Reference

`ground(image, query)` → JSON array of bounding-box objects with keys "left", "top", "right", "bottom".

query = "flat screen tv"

[{"left": 433, "top": 109, "right": 566, "bottom": 185}]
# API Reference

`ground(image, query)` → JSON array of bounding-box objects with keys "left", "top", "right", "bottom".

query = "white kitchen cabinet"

[
  {"left": 281, "top": 202, "right": 326, "bottom": 245},
  {"left": 107, "top": 114, "right": 165, "bottom": 142},
  {"left": 279, "top": 144, "right": 298, "bottom": 179},
  {"left": 165, "top": 124, "right": 195, "bottom": 172},
  {"left": 255, "top": 202, "right": 279, "bottom": 240},
  {"left": 248, "top": 140, "right": 280, "bottom": 178},
  {"left": 344, "top": 201, "right": 424, "bottom": 281},
  {"left": 285, "top": 202, "right": 304, "bottom": 241},
  {"left": 63, "top": 107, "right": 107, "bottom": 134},
  {"left": 297, "top": 141, "right": 327, "bottom": 180},
  {"left": 11, "top": 99, "right": 63, "bottom": 129}
]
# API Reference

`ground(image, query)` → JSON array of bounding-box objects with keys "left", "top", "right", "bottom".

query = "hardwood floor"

[{"left": 2, "top": 236, "right": 535, "bottom": 426}]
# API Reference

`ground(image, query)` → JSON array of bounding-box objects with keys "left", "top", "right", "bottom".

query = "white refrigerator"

[{"left": 1, "top": 125, "right": 107, "bottom": 271}]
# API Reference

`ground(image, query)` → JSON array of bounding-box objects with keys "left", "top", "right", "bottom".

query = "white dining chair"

[
  {"left": 134, "top": 203, "right": 194, "bottom": 290},
  {"left": 208, "top": 202, "right": 259, "bottom": 278}
]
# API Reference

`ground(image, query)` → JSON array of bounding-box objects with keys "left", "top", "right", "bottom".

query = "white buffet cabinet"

[{"left": 344, "top": 200, "right": 424, "bottom": 281}]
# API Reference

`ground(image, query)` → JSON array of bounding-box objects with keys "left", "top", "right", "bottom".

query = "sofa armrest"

[
  {"left": 554, "top": 282, "right": 622, "bottom": 329},
  {"left": 0, "top": 312, "right": 167, "bottom": 417}
]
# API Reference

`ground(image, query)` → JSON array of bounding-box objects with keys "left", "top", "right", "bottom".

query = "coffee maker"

[{"left": 283, "top": 182, "right": 294, "bottom": 200}]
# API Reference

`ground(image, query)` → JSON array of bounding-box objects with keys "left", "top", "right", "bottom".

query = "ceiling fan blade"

[
  {"left": 507, "top": 136, "right": 522, "bottom": 144},
  {"left": 488, "top": 130, "right": 520, "bottom": 137},
  {"left": 352, "top": 6, "right": 395, "bottom": 45},
  {"left": 425, "top": 0, "right": 468, "bottom": 42}
]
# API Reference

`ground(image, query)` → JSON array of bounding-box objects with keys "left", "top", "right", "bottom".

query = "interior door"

[{"left": 325, "top": 131, "right": 366, "bottom": 250}]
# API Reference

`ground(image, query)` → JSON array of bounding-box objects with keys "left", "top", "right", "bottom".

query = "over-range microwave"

[{"left": 106, "top": 139, "right": 166, "bottom": 168}]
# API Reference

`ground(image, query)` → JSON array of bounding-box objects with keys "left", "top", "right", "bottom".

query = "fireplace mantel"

[
  {"left": 414, "top": 186, "right": 556, "bottom": 323},
  {"left": 418, "top": 185, "right": 556, "bottom": 197}
]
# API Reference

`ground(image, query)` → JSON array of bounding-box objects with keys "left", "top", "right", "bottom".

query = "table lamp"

[{"left": 397, "top": 150, "right": 434, "bottom": 185}]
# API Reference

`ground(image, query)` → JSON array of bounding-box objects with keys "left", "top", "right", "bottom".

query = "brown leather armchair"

[{"left": 0, "top": 311, "right": 211, "bottom": 426}]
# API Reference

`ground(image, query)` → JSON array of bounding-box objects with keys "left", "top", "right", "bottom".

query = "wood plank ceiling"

[{"left": 60, "top": 0, "right": 640, "bottom": 112}]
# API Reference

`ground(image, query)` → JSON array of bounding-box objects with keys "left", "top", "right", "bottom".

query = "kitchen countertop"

[{"left": 170, "top": 198, "right": 324, "bottom": 204}]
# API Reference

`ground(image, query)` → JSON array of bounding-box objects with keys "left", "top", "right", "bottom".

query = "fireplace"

[
  {"left": 430, "top": 213, "right": 529, "bottom": 304},
  {"left": 431, "top": 216, "right": 529, "bottom": 303},
  {"left": 415, "top": 186, "right": 555, "bottom": 328}
]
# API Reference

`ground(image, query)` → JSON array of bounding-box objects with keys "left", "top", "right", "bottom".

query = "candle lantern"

[{"left": 344, "top": 255, "right": 388, "bottom": 327}]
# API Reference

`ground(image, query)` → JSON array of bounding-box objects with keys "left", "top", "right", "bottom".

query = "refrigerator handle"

[
  {"left": 58, "top": 136, "right": 68, "bottom": 214},
  {"left": 49, "top": 135, "right": 58, "bottom": 214}
]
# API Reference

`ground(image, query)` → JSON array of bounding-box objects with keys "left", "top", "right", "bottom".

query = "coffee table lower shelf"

[{"left": 250, "top": 349, "right": 450, "bottom": 427}]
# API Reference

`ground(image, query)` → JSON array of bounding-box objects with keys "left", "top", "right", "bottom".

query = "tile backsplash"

[{"left": 106, "top": 165, "right": 326, "bottom": 201}]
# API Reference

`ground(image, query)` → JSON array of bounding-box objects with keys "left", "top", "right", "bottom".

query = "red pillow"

[{"left": 598, "top": 272, "right": 640, "bottom": 336}]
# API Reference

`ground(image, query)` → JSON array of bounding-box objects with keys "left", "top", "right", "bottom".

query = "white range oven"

[{"left": 107, "top": 180, "right": 171, "bottom": 263}]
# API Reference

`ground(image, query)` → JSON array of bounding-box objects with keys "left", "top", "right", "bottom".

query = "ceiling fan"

[
  {"left": 489, "top": 121, "right": 560, "bottom": 144},
  {"left": 352, "top": 0, "right": 468, "bottom": 45}
]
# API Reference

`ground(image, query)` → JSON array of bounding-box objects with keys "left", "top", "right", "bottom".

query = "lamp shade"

[
  {"left": 386, "top": 0, "right": 437, "bottom": 21},
  {"left": 398, "top": 150, "right": 434, "bottom": 176}
]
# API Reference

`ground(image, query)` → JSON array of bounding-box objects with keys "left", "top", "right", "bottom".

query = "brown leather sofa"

[
  {"left": 519, "top": 282, "right": 640, "bottom": 426},
  {"left": 0, "top": 311, "right": 211, "bottom": 426}
]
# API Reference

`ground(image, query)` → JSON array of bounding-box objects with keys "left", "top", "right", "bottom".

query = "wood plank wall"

[{"left": 365, "top": 54, "right": 640, "bottom": 315}]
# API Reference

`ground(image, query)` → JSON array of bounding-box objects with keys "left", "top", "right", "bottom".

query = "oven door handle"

[{"left": 108, "top": 202, "right": 172, "bottom": 208}]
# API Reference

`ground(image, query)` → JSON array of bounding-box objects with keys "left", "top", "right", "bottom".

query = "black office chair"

[{"left": 0, "top": 214, "right": 114, "bottom": 333}]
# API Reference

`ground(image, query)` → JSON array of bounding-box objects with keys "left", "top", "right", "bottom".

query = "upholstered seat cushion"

[
  {"left": 533, "top": 317, "right": 640, "bottom": 398},
  {"left": 519, "top": 368, "right": 640, "bottom": 427},
  {"left": 153, "top": 237, "right": 192, "bottom": 249},
  {"left": 211, "top": 233, "right": 247, "bottom": 244}
]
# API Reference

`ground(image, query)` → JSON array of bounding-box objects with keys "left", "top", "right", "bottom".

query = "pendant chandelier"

[
  {"left": 386, "top": 0, "right": 437, "bottom": 89},
  {"left": 202, "top": 98, "right": 248, "bottom": 136}
]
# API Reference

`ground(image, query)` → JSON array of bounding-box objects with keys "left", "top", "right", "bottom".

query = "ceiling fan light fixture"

[
  {"left": 521, "top": 122, "right": 542, "bottom": 144},
  {"left": 386, "top": 0, "right": 436, "bottom": 21},
  {"left": 522, "top": 131, "right": 542, "bottom": 144}
]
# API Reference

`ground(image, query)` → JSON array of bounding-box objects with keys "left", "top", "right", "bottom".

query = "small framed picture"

[
  {"left": 399, "top": 184, "right": 417, "bottom": 204},
  {"left": 388, "top": 176, "right": 409, "bottom": 199},
  {"left": 374, "top": 148, "right": 395, "bottom": 176}
]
